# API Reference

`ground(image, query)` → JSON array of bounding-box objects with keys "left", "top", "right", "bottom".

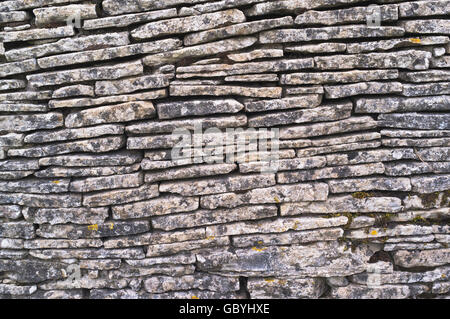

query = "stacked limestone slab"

[{"left": 0, "top": 0, "right": 449, "bottom": 299}]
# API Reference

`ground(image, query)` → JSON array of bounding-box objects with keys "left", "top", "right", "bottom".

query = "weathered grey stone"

[
  {"left": 109, "top": 264, "right": 195, "bottom": 278},
  {"left": 24, "top": 239, "right": 103, "bottom": 249},
  {"left": 197, "top": 241, "right": 372, "bottom": 277},
  {"left": 356, "top": 95, "right": 450, "bottom": 113},
  {"left": 0, "top": 26, "right": 74, "bottom": 43},
  {"left": 0, "top": 178, "right": 69, "bottom": 194},
  {"left": 184, "top": 16, "right": 293, "bottom": 46},
  {"left": 248, "top": 102, "right": 352, "bottom": 127},
  {"left": 127, "top": 115, "right": 247, "bottom": 134},
  {"left": 296, "top": 141, "right": 382, "bottom": 158},
  {"left": 0, "top": 222, "right": 34, "bottom": 239},
  {"left": 205, "top": 216, "right": 348, "bottom": 237},
  {"left": 0, "top": 171, "right": 35, "bottom": 180},
  {"left": 0, "top": 79, "right": 26, "bottom": 91},
  {"left": 33, "top": 4, "right": 97, "bottom": 27},
  {"left": 393, "top": 249, "right": 450, "bottom": 268},
  {"left": 104, "top": 228, "right": 205, "bottom": 249},
  {"left": 143, "top": 36, "right": 257, "bottom": 66},
  {"left": 160, "top": 174, "right": 275, "bottom": 196},
  {"left": 147, "top": 236, "right": 230, "bottom": 257},
  {"left": 24, "top": 124, "right": 124, "bottom": 144},
  {"left": 280, "top": 116, "right": 377, "bottom": 139},
  {"left": 157, "top": 99, "right": 243, "bottom": 119},
  {"left": 39, "top": 276, "right": 129, "bottom": 290},
  {"left": 0, "top": 133, "right": 24, "bottom": 147},
  {"left": 280, "top": 195, "right": 403, "bottom": 215},
  {"left": 145, "top": 163, "right": 237, "bottom": 183},
  {"left": 27, "top": 60, "right": 143, "bottom": 87},
  {"left": 245, "top": 0, "right": 371, "bottom": 16},
  {"left": 382, "top": 138, "right": 450, "bottom": 148},
  {"left": 347, "top": 36, "right": 449, "bottom": 54},
  {"left": 83, "top": 8, "right": 177, "bottom": 30},
  {"left": 401, "top": 83, "right": 450, "bottom": 97},
  {"left": 0, "top": 55, "right": 39, "bottom": 77},
  {"left": 37, "top": 221, "right": 150, "bottom": 240},
  {"left": 126, "top": 253, "right": 195, "bottom": 267},
  {"left": 224, "top": 74, "right": 279, "bottom": 82},
  {"left": 36, "top": 164, "right": 139, "bottom": 178},
  {"left": 0, "top": 284, "right": 37, "bottom": 295},
  {"left": 260, "top": 26, "right": 404, "bottom": 43},
  {"left": 83, "top": 184, "right": 159, "bottom": 207},
  {"left": 315, "top": 50, "right": 431, "bottom": 70},
  {"left": 0, "top": 113, "right": 62, "bottom": 133},
  {"left": 400, "top": 70, "right": 450, "bottom": 83},
  {"left": 152, "top": 205, "right": 277, "bottom": 231},
  {"left": 295, "top": 5, "right": 398, "bottom": 26},
  {"left": 331, "top": 284, "right": 428, "bottom": 299},
  {"left": 201, "top": 183, "right": 328, "bottom": 209},
  {"left": 144, "top": 273, "right": 239, "bottom": 293},
  {"left": 170, "top": 85, "right": 282, "bottom": 98},
  {"left": 240, "top": 156, "right": 326, "bottom": 174},
  {"left": 177, "top": 58, "right": 314, "bottom": 77},
  {"left": 245, "top": 95, "right": 322, "bottom": 112},
  {"left": 324, "top": 82, "right": 403, "bottom": 99},
  {"left": 411, "top": 175, "right": 450, "bottom": 193},
  {"left": 328, "top": 177, "right": 411, "bottom": 193},
  {"left": 5, "top": 32, "right": 130, "bottom": 61},
  {"left": 0, "top": 11, "right": 29, "bottom": 24},
  {"left": 326, "top": 149, "right": 417, "bottom": 166},
  {"left": 70, "top": 172, "right": 143, "bottom": 193},
  {"left": 285, "top": 42, "right": 346, "bottom": 54},
  {"left": 0, "top": 91, "right": 52, "bottom": 102},
  {"left": 281, "top": 70, "right": 398, "bottom": 85},
  {"left": 248, "top": 277, "right": 326, "bottom": 298},
  {"left": 8, "top": 136, "right": 125, "bottom": 158},
  {"left": 399, "top": 0, "right": 450, "bottom": 17},
  {"left": 311, "top": 132, "right": 381, "bottom": 148},
  {"left": 278, "top": 163, "right": 385, "bottom": 183},
  {"left": 52, "top": 85, "right": 94, "bottom": 98},
  {"left": 228, "top": 48, "right": 283, "bottom": 62},
  {"left": 95, "top": 75, "right": 170, "bottom": 96},
  {"left": 23, "top": 207, "right": 108, "bottom": 225},
  {"left": 38, "top": 151, "right": 141, "bottom": 167},
  {"left": 0, "top": 103, "right": 48, "bottom": 112},
  {"left": 431, "top": 55, "right": 450, "bottom": 68},
  {"left": 0, "top": 205, "right": 22, "bottom": 219},
  {"left": 39, "top": 39, "right": 181, "bottom": 69},
  {"left": 416, "top": 147, "right": 450, "bottom": 162},
  {"left": 65, "top": 102, "right": 155, "bottom": 128},
  {"left": 0, "top": 238, "right": 24, "bottom": 249},
  {"left": 0, "top": 192, "right": 81, "bottom": 208},
  {"left": 385, "top": 162, "right": 450, "bottom": 176},
  {"left": 347, "top": 224, "right": 435, "bottom": 239},
  {"left": 233, "top": 228, "right": 344, "bottom": 248},
  {"left": 112, "top": 195, "right": 199, "bottom": 219},
  {"left": 132, "top": 9, "right": 245, "bottom": 40},
  {"left": 178, "top": 0, "right": 265, "bottom": 15},
  {"left": 378, "top": 113, "right": 450, "bottom": 130},
  {"left": 50, "top": 91, "right": 165, "bottom": 109},
  {"left": 400, "top": 19, "right": 449, "bottom": 34}
]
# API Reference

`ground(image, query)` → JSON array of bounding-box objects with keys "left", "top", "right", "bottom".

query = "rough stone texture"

[{"left": 0, "top": 0, "right": 448, "bottom": 300}]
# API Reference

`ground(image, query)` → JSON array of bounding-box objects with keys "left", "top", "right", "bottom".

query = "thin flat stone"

[{"left": 131, "top": 9, "right": 246, "bottom": 40}]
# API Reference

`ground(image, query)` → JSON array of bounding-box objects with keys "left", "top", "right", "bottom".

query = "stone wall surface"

[{"left": 0, "top": 0, "right": 449, "bottom": 299}]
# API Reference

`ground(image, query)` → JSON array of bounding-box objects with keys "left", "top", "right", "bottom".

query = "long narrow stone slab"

[
  {"left": 131, "top": 9, "right": 245, "bottom": 40},
  {"left": 27, "top": 60, "right": 143, "bottom": 87}
]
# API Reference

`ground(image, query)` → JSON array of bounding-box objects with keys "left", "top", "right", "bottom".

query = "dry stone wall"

[{"left": 0, "top": 0, "right": 449, "bottom": 299}]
